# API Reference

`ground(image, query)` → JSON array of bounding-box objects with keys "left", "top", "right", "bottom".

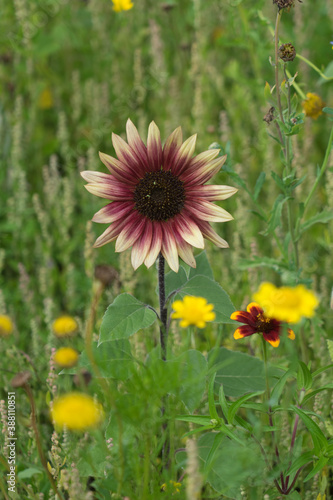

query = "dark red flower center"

[
  {"left": 255, "top": 313, "right": 273, "bottom": 334},
  {"left": 134, "top": 169, "right": 185, "bottom": 221}
]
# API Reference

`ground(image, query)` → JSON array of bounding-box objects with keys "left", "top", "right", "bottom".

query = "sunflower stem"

[{"left": 158, "top": 253, "right": 168, "bottom": 361}]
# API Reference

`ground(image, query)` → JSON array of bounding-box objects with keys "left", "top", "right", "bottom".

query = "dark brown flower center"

[
  {"left": 134, "top": 169, "right": 185, "bottom": 221},
  {"left": 255, "top": 313, "right": 272, "bottom": 333}
]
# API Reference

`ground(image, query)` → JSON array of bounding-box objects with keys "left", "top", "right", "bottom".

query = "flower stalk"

[{"left": 158, "top": 253, "right": 168, "bottom": 361}]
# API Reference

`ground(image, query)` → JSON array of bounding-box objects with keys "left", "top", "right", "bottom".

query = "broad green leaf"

[
  {"left": 292, "top": 406, "right": 328, "bottom": 454},
  {"left": 99, "top": 293, "right": 157, "bottom": 343},
  {"left": 173, "top": 276, "right": 236, "bottom": 324},
  {"left": 188, "top": 251, "right": 214, "bottom": 280},
  {"left": 164, "top": 266, "right": 188, "bottom": 300},
  {"left": 208, "top": 347, "right": 265, "bottom": 397},
  {"left": 64, "top": 340, "right": 133, "bottom": 380},
  {"left": 170, "top": 349, "right": 207, "bottom": 411}
]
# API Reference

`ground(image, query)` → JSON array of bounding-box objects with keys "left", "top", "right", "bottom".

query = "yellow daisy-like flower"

[
  {"left": 50, "top": 393, "right": 104, "bottom": 431},
  {"left": 112, "top": 0, "right": 133, "bottom": 12},
  {"left": 301, "top": 92, "right": 325, "bottom": 120},
  {"left": 253, "top": 282, "right": 319, "bottom": 324},
  {"left": 52, "top": 316, "right": 78, "bottom": 338},
  {"left": 0, "top": 315, "right": 14, "bottom": 337},
  {"left": 54, "top": 347, "right": 79, "bottom": 368},
  {"left": 171, "top": 296, "right": 215, "bottom": 328}
]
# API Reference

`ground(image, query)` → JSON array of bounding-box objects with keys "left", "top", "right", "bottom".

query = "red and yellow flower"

[
  {"left": 81, "top": 120, "right": 237, "bottom": 272},
  {"left": 230, "top": 302, "right": 295, "bottom": 348}
]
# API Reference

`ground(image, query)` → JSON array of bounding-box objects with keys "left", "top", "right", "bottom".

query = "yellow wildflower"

[
  {"left": 112, "top": 0, "right": 133, "bottom": 12},
  {"left": 161, "top": 480, "right": 182, "bottom": 494},
  {"left": 301, "top": 92, "right": 325, "bottom": 120},
  {"left": 171, "top": 296, "right": 215, "bottom": 328},
  {"left": 54, "top": 347, "right": 79, "bottom": 368},
  {"left": 52, "top": 316, "right": 78, "bottom": 338},
  {"left": 253, "top": 282, "right": 319, "bottom": 323},
  {"left": 38, "top": 88, "right": 53, "bottom": 110},
  {"left": 0, "top": 315, "right": 14, "bottom": 337},
  {"left": 51, "top": 393, "right": 103, "bottom": 431}
]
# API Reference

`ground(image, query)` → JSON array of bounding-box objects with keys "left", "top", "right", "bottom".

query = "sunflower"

[{"left": 81, "top": 120, "right": 237, "bottom": 272}]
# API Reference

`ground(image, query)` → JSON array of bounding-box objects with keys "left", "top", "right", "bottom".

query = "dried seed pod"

[{"left": 278, "top": 43, "right": 296, "bottom": 62}]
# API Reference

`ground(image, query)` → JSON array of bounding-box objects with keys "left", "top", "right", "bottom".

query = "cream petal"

[
  {"left": 81, "top": 170, "right": 113, "bottom": 183},
  {"left": 182, "top": 155, "right": 227, "bottom": 185},
  {"left": 84, "top": 183, "right": 133, "bottom": 201},
  {"left": 126, "top": 119, "right": 149, "bottom": 167},
  {"left": 162, "top": 126, "right": 183, "bottom": 170},
  {"left": 186, "top": 185, "right": 238, "bottom": 201},
  {"left": 186, "top": 149, "right": 220, "bottom": 172},
  {"left": 161, "top": 223, "right": 179, "bottom": 272},
  {"left": 196, "top": 220, "right": 229, "bottom": 248},
  {"left": 115, "top": 213, "right": 146, "bottom": 252},
  {"left": 92, "top": 202, "right": 134, "bottom": 223},
  {"left": 147, "top": 121, "right": 163, "bottom": 171},
  {"left": 131, "top": 220, "right": 153, "bottom": 270},
  {"left": 175, "top": 235, "right": 196, "bottom": 268},
  {"left": 98, "top": 152, "right": 138, "bottom": 183},
  {"left": 144, "top": 222, "right": 163, "bottom": 268},
  {"left": 112, "top": 133, "right": 146, "bottom": 177},
  {"left": 173, "top": 213, "right": 204, "bottom": 249},
  {"left": 93, "top": 220, "right": 126, "bottom": 248},
  {"left": 172, "top": 134, "right": 197, "bottom": 176},
  {"left": 186, "top": 201, "right": 233, "bottom": 222}
]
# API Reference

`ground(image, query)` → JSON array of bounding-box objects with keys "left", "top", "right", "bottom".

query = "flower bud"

[{"left": 278, "top": 43, "right": 296, "bottom": 62}]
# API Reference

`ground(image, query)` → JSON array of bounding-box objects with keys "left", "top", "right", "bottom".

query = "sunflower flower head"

[
  {"left": 253, "top": 282, "right": 319, "bottom": 323},
  {"left": 54, "top": 347, "right": 79, "bottom": 368},
  {"left": 302, "top": 92, "right": 325, "bottom": 120},
  {"left": 0, "top": 315, "right": 14, "bottom": 338},
  {"left": 81, "top": 120, "right": 237, "bottom": 272},
  {"left": 52, "top": 316, "right": 78, "bottom": 338},
  {"left": 112, "top": 0, "right": 133, "bottom": 12},
  {"left": 230, "top": 302, "right": 295, "bottom": 348},
  {"left": 50, "top": 393, "right": 104, "bottom": 431},
  {"left": 171, "top": 296, "right": 215, "bottom": 328}
]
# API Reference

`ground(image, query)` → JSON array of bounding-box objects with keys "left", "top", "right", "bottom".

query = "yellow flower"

[
  {"left": 38, "top": 88, "right": 53, "bottom": 110},
  {"left": 301, "top": 92, "right": 325, "bottom": 120},
  {"left": 253, "top": 282, "right": 319, "bottom": 323},
  {"left": 0, "top": 315, "right": 14, "bottom": 337},
  {"left": 51, "top": 393, "right": 104, "bottom": 431},
  {"left": 161, "top": 480, "right": 182, "bottom": 494},
  {"left": 112, "top": 0, "right": 133, "bottom": 12},
  {"left": 52, "top": 316, "right": 78, "bottom": 338},
  {"left": 54, "top": 347, "right": 79, "bottom": 368},
  {"left": 171, "top": 296, "right": 215, "bottom": 328}
]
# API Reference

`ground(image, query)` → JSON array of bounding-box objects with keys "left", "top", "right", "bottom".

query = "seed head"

[
  {"left": 278, "top": 43, "right": 296, "bottom": 62},
  {"left": 273, "top": 0, "right": 302, "bottom": 11}
]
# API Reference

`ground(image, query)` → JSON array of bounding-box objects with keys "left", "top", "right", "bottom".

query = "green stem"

[{"left": 296, "top": 53, "right": 333, "bottom": 81}]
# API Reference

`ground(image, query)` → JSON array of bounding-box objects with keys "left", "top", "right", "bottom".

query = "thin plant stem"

[
  {"left": 274, "top": 10, "right": 284, "bottom": 124},
  {"left": 261, "top": 337, "right": 285, "bottom": 491},
  {"left": 158, "top": 253, "right": 168, "bottom": 361},
  {"left": 24, "top": 384, "right": 65, "bottom": 500}
]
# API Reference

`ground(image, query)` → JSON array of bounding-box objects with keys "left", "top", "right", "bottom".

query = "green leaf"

[
  {"left": 204, "top": 433, "right": 225, "bottom": 472},
  {"left": 208, "top": 347, "right": 265, "bottom": 397},
  {"left": 238, "top": 256, "right": 289, "bottom": 272},
  {"left": 227, "top": 391, "right": 264, "bottom": 425},
  {"left": 264, "top": 194, "right": 291, "bottom": 235},
  {"left": 297, "top": 361, "right": 313, "bottom": 391},
  {"left": 164, "top": 266, "right": 188, "bottom": 300},
  {"left": 286, "top": 450, "right": 314, "bottom": 477},
  {"left": 218, "top": 385, "right": 229, "bottom": 422},
  {"left": 208, "top": 373, "right": 220, "bottom": 421},
  {"left": 298, "top": 210, "right": 333, "bottom": 237},
  {"left": 173, "top": 276, "right": 236, "bottom": 324},
  {"left": 327, "top": 340, "right": 333, "bottom": 362},
  {"left": 312, "top": 363, "right": 333, "bottom": 378},
  {"left": 302, "top": 384, "right": 333, "bottom": 405},
  {"left": 303, "top": 455, "right": 329, "bottom": 482},
  {"left": 188, "top": 251, "right": 214, "bottom": 280},
  {"left": 271, "top": 172, "right": 286, "bottom": 192},
  {"left": 63, "top": 340, "right": 133, "bottom": 380},
  {"left": 17, "top": 467, "right": 43, "bottom": 479},
  {"left": 323, "top": 107, "right": 333, "bottom": 116},
  {"left": 253, "top": 172, "right": 266, "bottom": 201},
  {"left": 292, "top": 406, "right": 328, "bottom": 454},
  {"left": 99, "top": 293, "right": 157, "bottom": 343},
  {"left": 175, "top": 415, "right": 214, "bottom": 426}
]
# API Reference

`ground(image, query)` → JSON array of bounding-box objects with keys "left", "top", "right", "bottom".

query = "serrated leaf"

[
  {"left": 99, "top": 293, "right": 157, "bottom": 343},
  {"left": 173, "top": 276, "right": 236, "bottom": 324}
]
